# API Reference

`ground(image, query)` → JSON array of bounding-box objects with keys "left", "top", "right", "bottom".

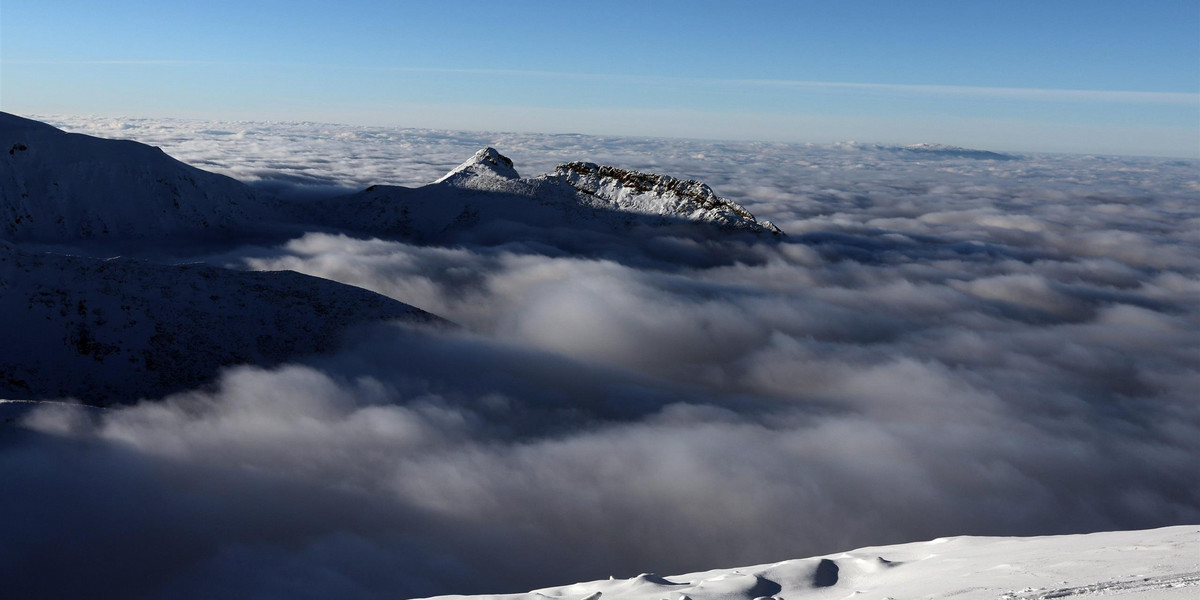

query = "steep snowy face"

[
  {"left": 0, "top": 112, "right": 270, "bottom": 242},
  {"left": 552, "top": 161, "right": 783, "bottom": 234},
  {"left": 434, "top": 147, "right": 521, "bottom": 187}
]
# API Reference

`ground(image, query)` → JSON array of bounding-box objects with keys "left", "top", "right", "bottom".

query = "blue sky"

[{"left": 1, "top": 1, "right": 1197, "bottom": 156}]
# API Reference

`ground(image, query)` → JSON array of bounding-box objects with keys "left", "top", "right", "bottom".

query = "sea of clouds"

[{"left": 5, "top": 116, "right": 1199, "bottom": 599}]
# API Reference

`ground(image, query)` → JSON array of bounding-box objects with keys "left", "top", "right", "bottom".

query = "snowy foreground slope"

[{"left": 423, "top": 526, "right": 1198, "bottom": 600}]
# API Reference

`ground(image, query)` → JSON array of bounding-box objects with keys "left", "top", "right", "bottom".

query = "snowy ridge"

[
  {"left": 553, "top": 161, "right": 782, "bottom": 234},
  {"left": 0, "top": 242, "right": 438, "bottom": 403},
  {"left": 0, "top": 112, "right": 273, "bottom": 241},
  {"left": 0, "top": 112, "right": 781, "bottom": 243},
  {"left": 420, "top": 526, "right": 1199, "bottom": 600},
  {"left": 324, "top": 147, "right": 782, "bottom": 241}
]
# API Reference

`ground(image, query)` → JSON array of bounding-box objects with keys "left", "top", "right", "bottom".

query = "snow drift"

[{"left": 420, "top": 526, "right": 1198, "bottom": 600}]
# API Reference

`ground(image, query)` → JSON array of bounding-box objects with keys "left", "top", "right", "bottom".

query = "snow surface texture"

[
  {"left": 421, "top": 526, "right": 1199, "bottom": 600},
  {"left": 2, "top": 115, "right": 1197, "bottom": 600}
]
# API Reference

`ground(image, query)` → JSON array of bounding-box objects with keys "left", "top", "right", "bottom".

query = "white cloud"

[{"left": 4, "top": 117, "right": 1199, "bottom": 598}]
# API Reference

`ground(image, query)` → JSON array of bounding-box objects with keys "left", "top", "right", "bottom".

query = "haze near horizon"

[{"left": 1, "top": 0, "right": 1197, "bottom": 157}]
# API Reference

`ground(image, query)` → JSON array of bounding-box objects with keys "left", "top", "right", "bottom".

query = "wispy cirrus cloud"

[
  {"left": 722, "top": 77, "right": 1199, "bottom": 105},
  {"left": 9, "top": 58, "right": 1195, "bottom": 105},
  {"left": 2, "top": 59, "right": 218, "bottom": 66}
]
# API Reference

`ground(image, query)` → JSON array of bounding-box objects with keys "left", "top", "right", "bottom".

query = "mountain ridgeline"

[
  {"left": 0, "top": 113, "right": 781, "bottom": 403},
  {"left": 0, "top": 113, "right": 269, "bottom": 242},
  {"left": 0, "top": 113, "right": 783, "bottom": 245},
  {"left": 312, "top": 147, "right": 783, "bottom": 245}
]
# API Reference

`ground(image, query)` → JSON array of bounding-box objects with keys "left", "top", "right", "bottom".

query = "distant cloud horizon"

[{"left": 19, "top": 107, "right": 1200, "bottom": 160}]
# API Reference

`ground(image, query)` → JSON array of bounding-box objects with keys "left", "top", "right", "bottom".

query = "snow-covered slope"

[
  {"left": 319, "top": 147, "right": 781, "bottom": 242},
  {"left": 421, "top": 526, "right": 1198, "bottom": 600},
  {"left": 0, "top": 242, "right": 438, "bottom": 403},
  {"left": 0, "top": 112, "right": 272, "bottom": 241}
]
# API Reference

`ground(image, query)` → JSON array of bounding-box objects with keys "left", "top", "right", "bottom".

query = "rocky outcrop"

[{"left": 553, "top": 161, "right": 782, "bottom": 234}]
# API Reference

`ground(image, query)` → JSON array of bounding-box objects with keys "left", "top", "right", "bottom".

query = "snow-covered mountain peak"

[
  {"left": 331, "top": 149, "right": 783, "bottom": 241},
  {"left": 434, "top": 146, "right": 520, "bottom": 185},
  {"left": 552, "top": 161, "right": 783, "bottom": 235}
]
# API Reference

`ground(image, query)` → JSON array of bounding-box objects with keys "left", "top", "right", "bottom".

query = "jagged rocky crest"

[
  {"left": 553, "top": 161, "right": 782, "bottom": 235},
  {"left": 424, "top": 146, "right": 783, "bottom": 236}
]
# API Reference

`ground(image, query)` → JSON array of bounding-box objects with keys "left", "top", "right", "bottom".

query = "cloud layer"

[{"left": 5, "top": 118, "right": 1199, "bottom": 599}]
